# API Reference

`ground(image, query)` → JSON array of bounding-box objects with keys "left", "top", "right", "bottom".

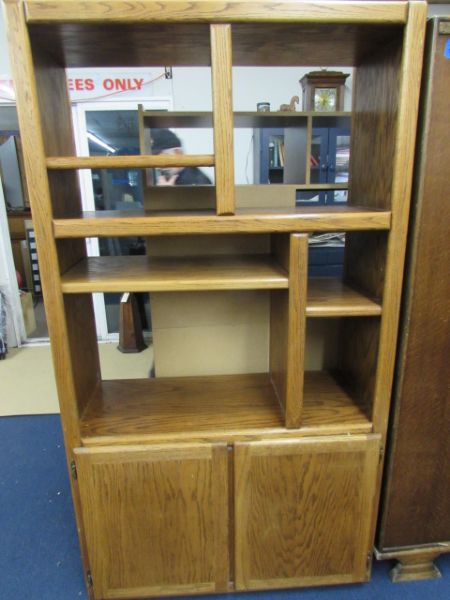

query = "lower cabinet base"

[
  {"left": 375, "top": 544, "right": 450, "bottom": 582},
  {"left": 74, "top": 434, "right": 380, "bottom": 599}
]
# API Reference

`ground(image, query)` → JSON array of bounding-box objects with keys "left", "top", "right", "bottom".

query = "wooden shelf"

[
  {"left": 307, "top": 278, "right": 382, "bottom": 317},
  {"left": 60, "top": 257, "right": 381, "bottom": 316},
  {"left": 80, "top": 371, "right": 371, "bottom": 446},
  {"left": 46, "top": 154, "right": 215, "bottom": 170},
  {"left": 60, "top": 255, "right": 289, "bottom": 293},
  {"left": 53, "top": 206, "right": 391, "bottom": 238},
  {"left": 142, "top": 111, "right": 351, "bottom": 128}
]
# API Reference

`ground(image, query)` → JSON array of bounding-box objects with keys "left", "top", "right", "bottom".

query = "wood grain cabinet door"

[
  {"left": 74, "top": 443, "right": 229, "bottom": 599},
  {"left": 235, "top": 434, "right": 380, "bottom": 590}
]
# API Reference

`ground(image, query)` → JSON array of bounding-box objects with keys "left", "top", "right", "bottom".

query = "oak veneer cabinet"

[
  {"left": 375, "top": 16, "right": 450, "bottom": 582},
  {"left": 4, "top": 1, "right": 426, "bottom": 598}
]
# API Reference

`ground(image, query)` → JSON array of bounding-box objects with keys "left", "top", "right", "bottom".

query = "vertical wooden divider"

[
  {"left": 270, "top": 234, "right": 308, "bottom": 428},
  {"left": 210, "top": 24, "right": 235, "bottom": 215}
]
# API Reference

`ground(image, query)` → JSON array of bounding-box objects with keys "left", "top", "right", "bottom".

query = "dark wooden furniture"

[{"left": 375, "top": 16, "right": 450, "bottom": 582}]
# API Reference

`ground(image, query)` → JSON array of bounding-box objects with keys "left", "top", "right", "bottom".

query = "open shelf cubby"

[{"left": 80, "top": 371, "right": 371, "bottom": 446}]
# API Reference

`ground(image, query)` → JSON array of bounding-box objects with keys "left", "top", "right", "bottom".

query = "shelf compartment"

[
  {"left": 80, "top": 371, "right": 371, "bottom": 446},
  {"left": 46, "top": 154, "right": 215, "bottom": 170},
  {"left": 307, "top": 278, "right": 382, "bottom": 317},
  {"left": 53, "top": 206, "right": 391, "bottom": 238},
  {"left": 60, "top": 255, "right": 289, "bottom": 293}
]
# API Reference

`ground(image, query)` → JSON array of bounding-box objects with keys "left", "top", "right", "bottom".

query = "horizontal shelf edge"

[
  {"left": 46, "top": 154, "right": 215, "bottom": 170},
  {"left": 25, "top": 1, "right": 408, "bottom": 24},
  {"left": 60, "top": 255, "right": 290, "bottom": 293},
  {"left": 53, "top": 208, "right": 391, "bottom": 237}
]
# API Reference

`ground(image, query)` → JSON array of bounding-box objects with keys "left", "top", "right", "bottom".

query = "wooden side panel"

[
  {"left": 347, "top": 3, "right": 426, "bottom": 439},
  {"left": 4, "top": 1, "right": 100, "bottom": 438},
  {"left": 270, "top": 234, "right": 308, "bottom": 428},
  {"left": 344, "top": 231, "right": 387, "bottom": 301},
  {"left": 369, "top": 2, "right": 427, "bottom": 438},
  {"left": 235, "top": 435, "right": 380, "bottom": 590},
  {"left": 75, "top": 443, "right": 229, "bottom": 598},
  {"left": 211, "top": 24, "right": 235, "bottom": 215},
  {"left": 337, "top": 317, "right": 380, "bottom": 418},
  {"left": 379, "top": 18, "right": 450, "bottom": 550},
  {"left": 349, "top": 36, "right": 401, "bottom": 211},
  {"left": 344, "top": 28, "right": 401, "bottom": 303}
]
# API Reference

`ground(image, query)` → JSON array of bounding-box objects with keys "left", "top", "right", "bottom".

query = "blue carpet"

[{"left": 0, "top": 415, "right": 448, "bottom": 600}]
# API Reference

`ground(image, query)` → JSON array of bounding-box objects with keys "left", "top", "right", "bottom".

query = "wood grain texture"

[
  {"left": 80, "top": 372, "right": 371, "bottom": 445},
  {"left": 369, "top": 1, "right": 427, "bottom": 439},
  {"left": 60, "top": 254, "right": 289, "bottom": 293},
  {"left": 74, "top": 442, "right": 229, "bottom": 597},
  {"left": 344, "top": 231, "right": 388, "bottom": 302},
  {"left": 270, "top": 235, "right": 308, "bottom": 428},
  {"left": 307, "top": 278, "right": 381, "bottom": 317},
  {"left": 348, "top": 35, "right": 401, "bottom": 210},
  {"left": 211, "top": 24, "right": 235, "bottom": 215},
  {"left": 23, "top": 19, "right": 404, "bottom": 67},
  {"left": 46, "top": 154, "right": 215, "bottom": 169},
  {"left": 53, "top": 206, "right": 391, "bottom": 238},
  {"left": 24, "top": 1, "right": 408, "bottom": 24},
  {"left": 378, "top": 18, "right": 450, "bottom": 552},
  {"left": 235, "top": 434, "right": 380, "bottom": 590},
  {"left": 337, "top": 317, "right": 380, "bottom": 418},
  {"left": 232, "top": 21, "right": 403, "bottom": 66}
]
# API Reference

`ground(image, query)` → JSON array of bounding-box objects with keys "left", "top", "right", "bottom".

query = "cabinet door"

[
  {"left": 235, "top": 434, "right": 380, "bottom": 590},
  {"left": 75, "top": 443, "right": 229, "bottom": 599}
]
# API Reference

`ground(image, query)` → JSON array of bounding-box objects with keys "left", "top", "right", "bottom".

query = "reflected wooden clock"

[{"left": 300, "top": 71, "right": 349, "bottom": 112}]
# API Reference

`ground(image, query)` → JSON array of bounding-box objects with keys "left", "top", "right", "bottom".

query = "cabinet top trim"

[{"left": 24, "top": 1, "right": 409, "bottom": 25}]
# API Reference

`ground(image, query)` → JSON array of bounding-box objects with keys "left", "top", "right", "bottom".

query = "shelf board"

[
  {"left": 26, "top": 2, "right": 407, "bottom": 25},
  {"left": 60, "top": 255, "right": 289, "bottom": 293},
  {"left": 46, "top": 154, "right": 215, "bottom": 170},
  {"left": 53, "top": 206, "right": 391, "bottom": 238},
  {"left": 60, "top": 257, "right": 382, "bottom": 316},
  {"left": 142, "top": 111, "right": 352, "bottom": 127},
  {"left": 307, "top": 278, "right": 382, "bottom": 317},
  {"left": 80, "top": 371, "right": 372, "bottom": 446},
  {"left": 141, "top": 111, "right": 351, "bottom": 128}
]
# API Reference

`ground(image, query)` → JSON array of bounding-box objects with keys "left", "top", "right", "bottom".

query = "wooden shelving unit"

[{"left": 5, "top": 1, "right": 426, "bottom": 599}]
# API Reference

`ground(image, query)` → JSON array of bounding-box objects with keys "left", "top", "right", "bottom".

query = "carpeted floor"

[{"left": 0, "top": 414, "right": 448, "bottom": 600}]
